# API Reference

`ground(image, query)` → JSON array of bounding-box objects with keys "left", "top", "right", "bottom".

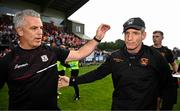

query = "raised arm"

[{"left": 65, "top": 24, "right": 110, "bottom": 62}]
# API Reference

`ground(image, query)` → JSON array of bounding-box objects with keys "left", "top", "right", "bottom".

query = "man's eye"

[
  {"left": 125, "top": 32, "right": 129, "bottom": 35},
  {"left": 32, "top": 27, "right": 37, "bottom": 30},
  {"left": 30, "top": 26, "right": 38, "bottom": 30},
  {"left": 134, "top": 32, "right": 138, "bottom": 35},
  {"left": 133, "top": 32, "right": 140, "bottom": 35}
]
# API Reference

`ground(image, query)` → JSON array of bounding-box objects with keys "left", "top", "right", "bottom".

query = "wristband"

[{"left": 93, "top": 36, "right": 101, "bottom": 43}]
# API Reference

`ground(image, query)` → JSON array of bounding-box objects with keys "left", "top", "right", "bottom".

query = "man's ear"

[
  {"left": 142, "top": 31, "right": 146, "bottom": 40},
  {"left": 162, "top": 36, "right": 164, "bottom": 40},
  {"left": 16, "top": 27, "right": 23, "bottom": 37}
]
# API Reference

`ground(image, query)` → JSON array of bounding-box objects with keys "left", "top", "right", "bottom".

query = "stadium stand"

[
  {"left": 0, "top": 0, "right": 107, "bottom": 64},
  {"left": 0, "top": 0, "right": 90, "bottom": 58}
]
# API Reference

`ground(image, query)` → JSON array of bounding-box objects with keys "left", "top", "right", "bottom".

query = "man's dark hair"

[{"left": 153, "top": 30, "right": 164, "bottom": 36}]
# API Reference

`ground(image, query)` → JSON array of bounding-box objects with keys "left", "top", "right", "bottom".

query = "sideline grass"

[
  {"left": 58, "top": 64, "right": 113, "bottom": 110},
  {"left": 0, "top": 64, "right": 180, "bottom": 110},
  {"left": 0, "top": 84, "right": 8, "bottom": 110}
]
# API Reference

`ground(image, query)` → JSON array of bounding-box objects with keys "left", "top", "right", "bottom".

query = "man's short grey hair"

[
  {"left": 140, "top": 27, "right": 145, "bottom": 32},
  {"left": 13, "top": 9, "right": 40, "bottom": 28}
]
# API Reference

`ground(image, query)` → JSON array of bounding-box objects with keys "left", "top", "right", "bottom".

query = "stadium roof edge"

[{"left": 21, "top": 0, "right": 89, "bottom": 18}]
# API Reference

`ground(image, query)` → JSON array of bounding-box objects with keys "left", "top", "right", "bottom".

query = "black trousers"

[
  {"left": 71, "top": 69, "right": 79, "bottom": 97},
  {"left": 161, "top": 84, "right": 178, "bottom": 110}
]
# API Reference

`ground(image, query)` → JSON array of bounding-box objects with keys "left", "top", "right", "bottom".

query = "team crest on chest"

[
  {"left": 140, "top": 58, "right": 149, "bottom": 66},
  {"left": 41, "top": 55, "right": 48, "bottom": 62}
]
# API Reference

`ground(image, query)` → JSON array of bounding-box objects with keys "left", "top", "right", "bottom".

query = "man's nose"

[
  {"left": 127, "top": 34, "right": 133, "bottom": 40},
  {"left": 38, "top": 28, "right": 43, "bottom": 35}
]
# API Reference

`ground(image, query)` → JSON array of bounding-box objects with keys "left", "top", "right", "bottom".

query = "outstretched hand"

[
  {"left": 58, "top": 76, "right": 70, "bottom": 88},
  {"left": 95, "top": 24, "right": 111, "bottom": 40}
]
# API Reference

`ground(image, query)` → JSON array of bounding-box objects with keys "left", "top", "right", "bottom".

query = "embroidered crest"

[
  {"left": 127, "top": 18, "right": 134, "bottom": 25},
  {"left": 41, "top": 55, "right": 48, "bottom": 62},
  {"left": 140, "top": 58, "right": 149, "bottom": 66}
]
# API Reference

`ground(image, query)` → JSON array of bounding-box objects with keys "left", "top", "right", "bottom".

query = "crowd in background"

[
  {"left": 42, "top": 22, "right": 87, "bottom": 48},
  {"left": 0, "top": 15, "right": 107, "bottom": 64},
  {"left": 0, "top": 15, "right": 87, "bottom": 58},
  {"left": 0, "top": 14, "right": 180, "bottom": 62}
]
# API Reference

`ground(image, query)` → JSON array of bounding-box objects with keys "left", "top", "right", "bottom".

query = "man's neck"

[
  {"left": 153, "top": 44, "right": 162, "bottom": 48},
  {"left": 19, "top": 43, "right": 38, "bottom": 50}
]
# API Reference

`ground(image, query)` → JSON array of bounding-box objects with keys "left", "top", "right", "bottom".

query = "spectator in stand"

[
  {"left": 42, "top": 32, "right": 50, "bottom": 46},
  {"left": 0, "top": 9, "right": 110, "bottom": 110}
]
